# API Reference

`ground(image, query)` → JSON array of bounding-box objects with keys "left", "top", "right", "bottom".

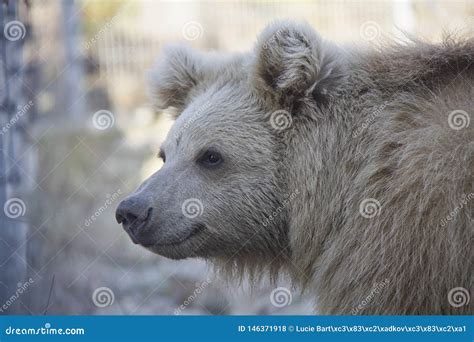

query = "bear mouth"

[{"left": 143, "top": 223, "right": 206, "bottom": 248}]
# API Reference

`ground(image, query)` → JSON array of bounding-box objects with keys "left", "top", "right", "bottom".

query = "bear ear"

[
  {"left": 252, "top": 21, "right": 347, "bottom": 105},
  {"left": 149, "top": 44, "right": 204, "bottom": 113}
]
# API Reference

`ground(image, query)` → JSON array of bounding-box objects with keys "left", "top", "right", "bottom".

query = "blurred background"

[{"left": 0, "top": 0, "right": 472, "bottom": 315}]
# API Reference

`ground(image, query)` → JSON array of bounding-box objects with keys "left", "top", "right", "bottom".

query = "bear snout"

[{"left": 116, "top": 197, "right": 154, "bottom": 246}]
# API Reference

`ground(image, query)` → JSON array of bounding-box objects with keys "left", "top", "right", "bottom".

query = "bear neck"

[{"left": 283, "top": 79, "right": 360, "bottom": 290}]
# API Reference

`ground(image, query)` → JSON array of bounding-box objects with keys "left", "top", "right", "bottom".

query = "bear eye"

[
  {"left": 158, "top": 149, "right": 166, "bottom": 163},
  {"left": 199, "top": 150, "right": 222, "bottom": 167}
]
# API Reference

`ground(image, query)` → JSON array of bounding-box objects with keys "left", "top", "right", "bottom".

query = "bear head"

[{"left": 116, "top": 21, "right": 347, "bottom": 267}]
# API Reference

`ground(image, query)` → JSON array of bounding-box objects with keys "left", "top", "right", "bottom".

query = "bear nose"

[{"left": 116, "top": 198, "right": 152, "bottom": 244}]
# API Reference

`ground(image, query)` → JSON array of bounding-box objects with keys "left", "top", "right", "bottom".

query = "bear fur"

[{"left": 121, "top": 21, "right": 473, "bottom": 314}]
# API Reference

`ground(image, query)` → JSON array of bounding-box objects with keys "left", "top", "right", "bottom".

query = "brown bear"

[{"left": 116, "top": 21, "right": 473, "bottom": 315}]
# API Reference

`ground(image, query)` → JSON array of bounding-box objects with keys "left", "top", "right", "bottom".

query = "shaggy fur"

[{"left": 121, "top": 21, "right": 473, "bottom": 314}]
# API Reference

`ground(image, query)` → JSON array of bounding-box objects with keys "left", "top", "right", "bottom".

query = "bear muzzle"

[{"left": 116, "top": 197, "right": 155, "bottom": 247}]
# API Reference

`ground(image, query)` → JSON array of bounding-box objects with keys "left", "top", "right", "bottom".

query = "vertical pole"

[{"left": 0, "top": 0, "right": 28, "bottom": 313}]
